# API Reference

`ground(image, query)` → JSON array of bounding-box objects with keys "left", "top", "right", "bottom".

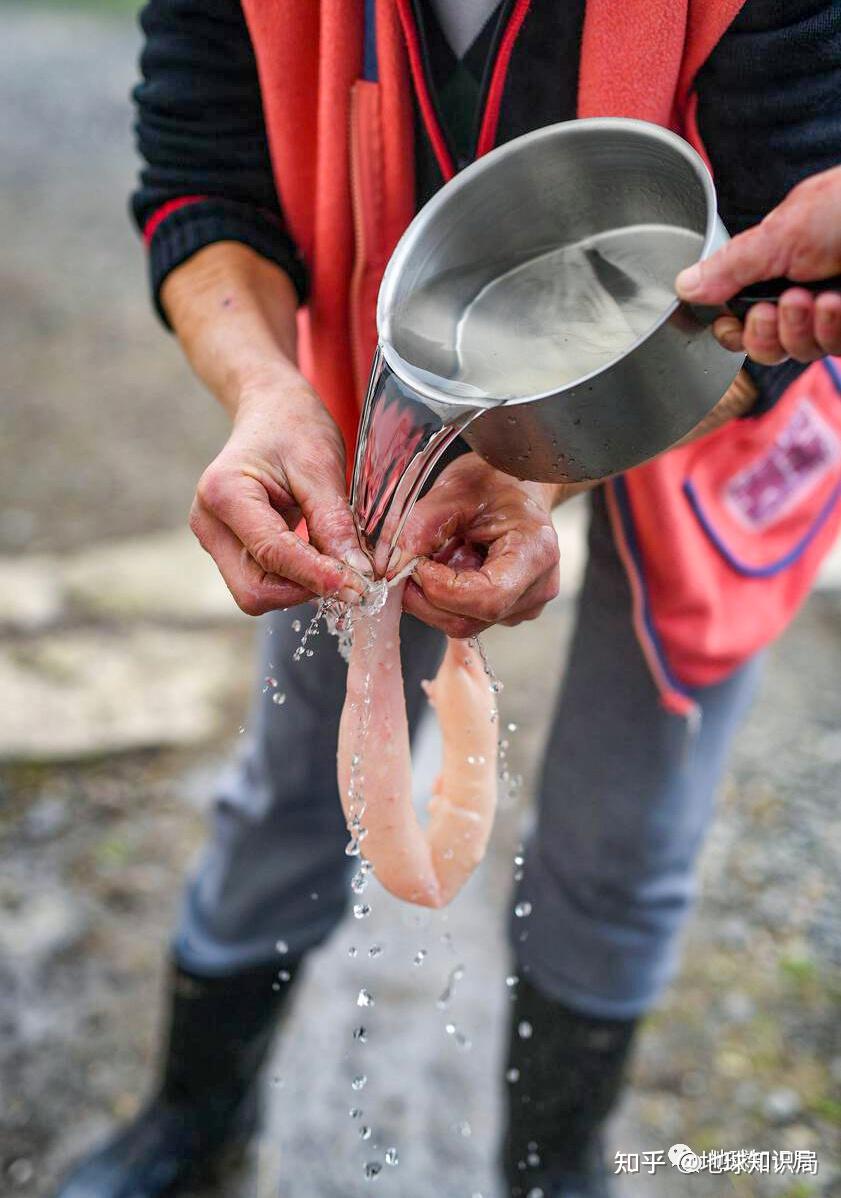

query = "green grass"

[{"left": 811, "top": 1095, "right": 841, "bottom": 1124}]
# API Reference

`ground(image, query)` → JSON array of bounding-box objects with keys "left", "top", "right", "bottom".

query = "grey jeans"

[{"left": 175, "top": 492, "right": 760, "bottom": 1019}]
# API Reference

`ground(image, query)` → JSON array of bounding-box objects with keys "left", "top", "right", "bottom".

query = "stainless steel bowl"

[{"left": 377, "top": 118, "right": 742, "bottom": 483}]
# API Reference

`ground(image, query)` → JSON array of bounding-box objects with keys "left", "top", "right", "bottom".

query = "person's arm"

[
  {"left": 133, "top": 0, "right": 306, "bottom": 321},
  {"left": 164, "top": 244, "right": 370, "bottom": 614},
  {"left": 132, "top": 1, "right": 369, "bottom": 612}
]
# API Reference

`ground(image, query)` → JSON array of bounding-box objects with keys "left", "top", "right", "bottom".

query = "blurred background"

[{"left": 0, "top": 3, "right": 839, "bottom": 1196}]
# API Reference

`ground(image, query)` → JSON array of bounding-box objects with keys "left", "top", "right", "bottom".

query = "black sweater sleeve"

[
  {"left": 131, "top": 0, "right": 307, "bottom": 323},
  {"left": 695, "top": 0, "right": 841, "bottom": 415}
]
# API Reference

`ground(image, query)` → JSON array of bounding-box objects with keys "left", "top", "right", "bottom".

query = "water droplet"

[
  {"left": 271, "top": 1075, "right": 284, "bottom": 1088},
  {"left": 354, "top": 903, "right": 372, "bottom": 920},
  {"left": 437, "top": 963, "right": 466, "bottom": 1008},
  {"left": 507, "top": 722, "right": 518, "bottom": 732},
  {"left": 466, "top": 755, "right": 476, "bottom": 765},
  {"left": 238, "top": 725, "right": 246, "bottom": 735},
  {"left": 352, "top": 753, "right": 362, "bottom": 768},
  {"left": 360, "top": 1125, "right": 372, "bottom": 1140},
  {"left": 455, "top": 1120, "right": 472, "bottom": 1137},
  {"left": 357, "top": 988, "right": 375, "bottom": 1008},
  {"left": 271, "top": 982, "right": 280, "bottom": 991},
  {"left": 305, "top": 648, "right": 314, "bottom": 657},
  {"left": 445, "top": 1022, "right": 456, "bottom": 1036},
  {"left": 264, "top": 675, "right": 278, "bottom": 688},
  {"left": 348, "top": 945, "right": 358, "bottom": 958},
  {"left": 291, "top": 618, "right": 302, "bottom": 633},
  {"left": 506, "top": 974, "right": 519, "bottom": 988},
  {"left": 272, "top": 691, "right": 287, "bottom": 705},
  {"left": 506, "top": 1067, "right": 520, "bottom": 1083},
  {"left": 7, "top": 1159, "right": 34, "bottom": 1185},
  {"left": 368, "top": 943, "right": 382, "bottom": 958},
  {"left": 345, "top": 836, "right": 361, "bottom": 857},
  {"left": 353, "top": 1026, "right": 368, "bottom": 1042},
  {"left": 518, "top": 1020, "right": 533, "bottom": 1039},
  {"left": 527, "top": 1189, "right": 545, "bottom": 1198},
  {"left": 364, "top": 1161, "right": 382, "bottom": 1180},
  {"left": 413, "top": 949, "right": 427, "bottom": 966},
  {"left": 278, "top": 969, "right": 291, "bottom": 982},
  {"left": 455, "top": 1031, "right": 472, "bottom": 1050},
  {"left": 352, "top": 1074, "right": 367, "bottom": 1091},
  {"left": 527, "top": 1151, "right": 541, "bottom": 1167},
  {"left": 385, "top": 1147, "right": 399, "bottom": 1167},
  {"left": 514, "top": 854, "right": 524, "bottom": 867},
  {"left": 514, "top": 901, "right": 532, "bottom": 918},
  {"left": 351, "top": 870, "right": 369, "bottom": 895},
  {"left": 275, "top": 939, "right": 288, "bottom": 954},
  {"left": 349, "top": 1107, "right": 363, "bottom": 1119}
]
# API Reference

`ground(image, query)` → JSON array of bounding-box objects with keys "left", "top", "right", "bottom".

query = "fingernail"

[
  {"left": 756, "top": 315, "right": 777, "bottom": 339},
  {"left": 676, "top": 264, "right": 702, "bottom": 297},
  {"left": 346, "top": 548, "right": 373, "bottom": 577}
]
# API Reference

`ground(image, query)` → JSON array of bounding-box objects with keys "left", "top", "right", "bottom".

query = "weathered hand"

[
  {"left": 393, "top": 453, "right": 562, "bottom": 638},
  {"left": 676, "top": 165, "right": 841, "bottom": 365},
  {"left": 189, "top": 379, "right": 371, "bottom": 616}
]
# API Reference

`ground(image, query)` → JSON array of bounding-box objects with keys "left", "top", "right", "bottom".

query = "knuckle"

[
  {"left": 449, "top": 617, "right": 481, "bottom": 639},
  {"left": 544, "top": 569, "right": 561, "bottom": 604},
  {"left": 188, "top": 505, "right": 207, "bottom": 544},
  {"left": 196, "top": 468, "right": 229, "bottom": 514},
  {"left": 472, "top": 590, "right": 506, "bottom": 623},
  {"left": 541, "top": 526, "right": 561, "bottom": 567},
  {"left": 234, "top": 586, "right": 268, "bottom": 617}
]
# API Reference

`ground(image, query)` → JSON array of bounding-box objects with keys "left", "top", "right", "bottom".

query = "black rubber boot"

[
  {"left": 502, "top": 975, "right": 637, "bottom": 1198},
  {"left": 55, "top": 957, "right": 299, "bottom": 1198}
]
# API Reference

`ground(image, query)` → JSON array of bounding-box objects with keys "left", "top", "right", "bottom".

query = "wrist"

[{"left": 229, "top": 358, "right": 312, "bottom": 422}]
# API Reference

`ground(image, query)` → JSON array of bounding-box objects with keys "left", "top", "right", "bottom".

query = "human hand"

[
  {"left": 189, "top": 376, "right": 371, "bottom": 616},
  {"left": 676, "top": 165, "right": 841, "bottom": 364},
  {"left": 392, "top": 453, "right": 563, "bottom": 638}
]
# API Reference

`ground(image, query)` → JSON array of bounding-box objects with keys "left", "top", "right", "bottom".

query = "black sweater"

[{"left": 131, "top": 0, "right": 841, "bottom": 410}]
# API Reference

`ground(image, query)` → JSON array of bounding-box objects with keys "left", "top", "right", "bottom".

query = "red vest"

[{"left": 240, "top": 0, "right": 841, "bottom": 709}]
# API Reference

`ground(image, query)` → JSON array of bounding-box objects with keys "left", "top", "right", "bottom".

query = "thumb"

[
  {"left": 291, "top": 456, "right": 372, "bottom": 578},
  {"left": 676, "top": 224, "right": 776, "bottom": 306}
]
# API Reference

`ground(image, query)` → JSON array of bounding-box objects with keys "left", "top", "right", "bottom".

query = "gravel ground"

[{"left": 1, "top": 8, "right": 839, "bottom": 1198}]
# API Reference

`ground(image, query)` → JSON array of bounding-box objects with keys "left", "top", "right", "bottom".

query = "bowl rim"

[{"left": 377, "top": 116, "right": 721, "bottom": 408}]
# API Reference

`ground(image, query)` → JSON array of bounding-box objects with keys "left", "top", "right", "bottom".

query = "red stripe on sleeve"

[{"left": 143, "top": 195, "right": 208, "bottom": 245}]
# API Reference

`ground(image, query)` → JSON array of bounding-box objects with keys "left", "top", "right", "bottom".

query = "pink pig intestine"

[{"left": 337, "top": 574, "right": 498, "bottom": 909}]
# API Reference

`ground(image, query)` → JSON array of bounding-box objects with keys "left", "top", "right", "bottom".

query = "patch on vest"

[{"left": 724, "top": 399, "right": 840, "bottom": 531}]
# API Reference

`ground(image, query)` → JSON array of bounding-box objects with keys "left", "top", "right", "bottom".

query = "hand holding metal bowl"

[{"left": 377, "top": 118, "right": 841, "bottom": 484}]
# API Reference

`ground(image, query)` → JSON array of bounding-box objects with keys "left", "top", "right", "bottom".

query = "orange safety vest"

[{"left": 240, "top": 0, "right": 841, "bottom": 711}]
